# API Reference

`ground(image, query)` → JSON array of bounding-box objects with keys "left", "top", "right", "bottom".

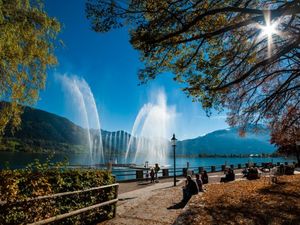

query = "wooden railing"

[{"left": 0, "top": 183, "right": 119, "bottom": 225}]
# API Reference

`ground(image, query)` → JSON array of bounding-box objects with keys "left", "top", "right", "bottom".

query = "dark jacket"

[{"left": 187, "top": 179, "right": 199, "bottom": 195}]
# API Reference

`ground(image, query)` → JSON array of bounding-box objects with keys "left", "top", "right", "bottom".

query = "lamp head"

[{"left": 171, "top": 133, "right": 177, "bottom": 146}]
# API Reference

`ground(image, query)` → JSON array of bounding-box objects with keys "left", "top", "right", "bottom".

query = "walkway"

[
  {"left": 101, "top": 171, "right": 245, "bottom": 225},
  {"left": 101, "top": 179, "right": 185, "bottom": 225}
]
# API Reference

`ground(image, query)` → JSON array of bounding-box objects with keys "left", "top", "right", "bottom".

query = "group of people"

[{"left": 182, "top": 170, "right": 208, "bottom": 202}]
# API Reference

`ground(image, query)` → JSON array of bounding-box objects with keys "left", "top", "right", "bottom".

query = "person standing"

[
  {"left": 150, "top": 168, "right": 155, "bottom": 183},
  {"left": 154, "top": 163, "right": 160, "bottom": 182}
]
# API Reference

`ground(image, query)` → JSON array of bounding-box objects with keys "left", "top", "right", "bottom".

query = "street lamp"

[{"left": 171, "top": 134, "right": 177, "bottom": 186}]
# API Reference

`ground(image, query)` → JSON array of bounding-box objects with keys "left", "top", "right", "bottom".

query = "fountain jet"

[
  {"left": 58, "top": 74, "right": 104, "bottom": 165},
  {"left": 125, "top": 89, "right": 176, "bottom": 166}
]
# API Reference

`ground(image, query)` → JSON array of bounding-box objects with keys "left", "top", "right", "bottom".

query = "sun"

[
  {"left": 257, "top": 11, "right": 281, "bottom": 58},
  {"left": 260, "top": 23, "right": 277, "bottom": 37}
]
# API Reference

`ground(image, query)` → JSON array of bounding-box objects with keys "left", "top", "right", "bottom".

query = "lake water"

[{"left": 0, "top": 151, "right": 294, "bottom": 181}]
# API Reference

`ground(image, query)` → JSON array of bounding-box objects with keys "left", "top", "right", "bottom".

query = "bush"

[{"left": 0, "top": 159, "right": 116, "bottom": 224}]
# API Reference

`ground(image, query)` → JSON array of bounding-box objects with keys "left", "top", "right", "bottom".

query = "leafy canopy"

[
  {"left": 271, "top": 107, "right": 300, "bottom": 164},
  {"left": 0, "top": 0, "right": 60, "bottom": 134},
  {"left": 86, "top": 0, "right": 300, "bottom": 134}
]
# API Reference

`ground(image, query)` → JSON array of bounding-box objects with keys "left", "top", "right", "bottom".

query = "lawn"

[{"left": 175, "top": 174, "right": 300, "bottom": 225}]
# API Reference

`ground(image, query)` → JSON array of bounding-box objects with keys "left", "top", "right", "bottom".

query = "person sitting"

[
  {"left": 195, "top": 173, "right": 204, "bottom": 192},
  {"left": 201, "top": 170, "right": 209, "bottom": 184},
  {"left": 182, "top": 175, "right": 199, "bottom": 202},
  {"left": 242, "top": 168, "right": 249, "bottom": 177},
  {"left": 220, "top": 168, "right": 235, "bottom": 182},
  {"left": 246, "top": 167, "right": 260, "bottom": 180}
]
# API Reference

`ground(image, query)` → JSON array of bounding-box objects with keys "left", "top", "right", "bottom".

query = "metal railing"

[{"left": 112, "top": 161, "right": 294, "bottom": 181}]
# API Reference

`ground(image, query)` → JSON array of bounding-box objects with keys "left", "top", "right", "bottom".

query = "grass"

[{"left": 175, "top": 174, "right": 300, "bottom": 225}]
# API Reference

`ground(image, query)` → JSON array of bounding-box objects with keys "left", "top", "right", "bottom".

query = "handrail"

[
  {"left": 0, "top": 183, "right": 119, "bottom": 205},
  {"left": 2, "top": 183, "right": 119, "bottom": 225},
  {"left": 27, "top": 198, "right": 118, "bottom": 225}
]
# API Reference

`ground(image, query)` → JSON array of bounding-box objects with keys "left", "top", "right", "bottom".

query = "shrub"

[{"left": 0, "top": 159, "right": 116, "bottom": 224}]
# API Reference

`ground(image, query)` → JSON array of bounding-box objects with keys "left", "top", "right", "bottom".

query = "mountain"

[
  {"left": 1, "top": 103, "right": 88, "bottom": 153},
  {"left": 0, "top": 102, "right": 133, "bottom": 154},
  {"left": 176, "top": 126, "right": 275, "bottom": 155},
  {"left": 0, "top": 102, "right": 276, "bottom": 155}
]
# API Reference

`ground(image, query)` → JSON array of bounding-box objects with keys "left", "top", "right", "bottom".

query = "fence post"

[
  {"left": 107, "top": 162, "right": 112, "bottom": 172},
  {"left": 183, "top": 168, "right": 187, "bottom": 177},
  {"left": 245, "top": 163, "right": 249, "bottom": 168},
  {"left": 230, "top": 164, "right": 234, "bottom": 169},
  {"left": 136, "top": 170, "right": 143, "bottom": 179},
  {"left": 221, "top": 165, "right": 226, "bottom": 171},
  {"left": 113, "top": 184, "right": 119, "bottom": 217},
  {"left": 238, "top": 164, "right": 241, "bottom": 169},
  {"left": 198, "top": 167, "right": 204, "bottom": 173},
  {"left": 162, "top": 169, "right": 169, "bottom": 177},
  {"left": 211, "top": 166, "right": 216, "bottom": 172}
]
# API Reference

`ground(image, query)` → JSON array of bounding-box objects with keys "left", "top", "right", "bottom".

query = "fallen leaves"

[{"left": 176, "top": 175, "right": 300, "bottom": 225}]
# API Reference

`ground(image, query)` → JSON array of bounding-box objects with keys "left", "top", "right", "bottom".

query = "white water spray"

[
  {"left": 125, "top": 89, "right": 176, "bottom": 166},
  {"left": 58, "top": 74, "right": 104, "bottom": 165}
]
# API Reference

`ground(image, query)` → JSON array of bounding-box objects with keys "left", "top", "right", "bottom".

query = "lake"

[{"left": 0, "top": 151, "right": 294, "bottom": 181}]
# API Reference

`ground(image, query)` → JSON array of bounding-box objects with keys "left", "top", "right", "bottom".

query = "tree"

[
  {"left": 0, "top": 0, "right": 60, "bottom": 134},
  {"left": 86, "top": 0, "right": 300, "bottom": 133},
  {"left": 271, "top": 107, "right": 300, "bottom": 164}
]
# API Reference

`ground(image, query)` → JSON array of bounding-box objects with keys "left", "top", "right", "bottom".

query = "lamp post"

[{"left": 171, "top": 134, "right": 177, "bottom": 186}]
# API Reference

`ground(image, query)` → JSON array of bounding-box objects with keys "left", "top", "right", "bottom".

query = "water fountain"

[
  {"left": 58, "top": 74, "right": 104, "bottom": 165},
  {"left": 125, "top": 89, "right": 176, "bottom": 166}
]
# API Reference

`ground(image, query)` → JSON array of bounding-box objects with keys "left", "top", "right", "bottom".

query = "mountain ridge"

[{"left": 0, "top": 102, "right": 275, "bottom": 155}]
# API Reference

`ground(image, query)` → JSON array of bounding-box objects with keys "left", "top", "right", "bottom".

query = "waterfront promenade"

[
  {"left": 101, "top": 169, "right": 300, "bottom": 225},
  {"left": 101, "top": 170, "right": 245, "bottom": 225}
]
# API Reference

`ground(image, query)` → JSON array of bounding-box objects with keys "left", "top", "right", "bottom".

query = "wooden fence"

[{"left": 0, "top": 183, "right": 119, "bottom": 225}]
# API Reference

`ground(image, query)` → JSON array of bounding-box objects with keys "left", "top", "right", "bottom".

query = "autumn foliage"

[
  {"left": 271, "top": 107, "right": 300, "bottom": 164},
  {"left": 0, "top": 0, "right": 60, "bottom": 134},
  {"left": 0, "top": 160, "right": 116, "bottom": 224},
  {"left": 176, "top": 175, "right": 300, "bottom": 225}
]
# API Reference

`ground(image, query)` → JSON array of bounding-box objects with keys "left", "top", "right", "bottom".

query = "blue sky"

[{"left": 37, "top": 0, "right": 228, "bottom": 140}]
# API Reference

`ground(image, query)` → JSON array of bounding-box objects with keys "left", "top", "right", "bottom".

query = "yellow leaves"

[
  {"left": 247, "top": 53, "right": 257, "bottom": 64},
  {"left": 0, "top": 0, "right": 60, "bottom": 134},
  {"left": 182, "top": 175, "right": 300, "bottom": 225}
]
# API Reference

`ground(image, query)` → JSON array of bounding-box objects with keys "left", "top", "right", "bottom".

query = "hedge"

[{"left": 0, "top": 159, "right": 116, "bottom": 224}]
